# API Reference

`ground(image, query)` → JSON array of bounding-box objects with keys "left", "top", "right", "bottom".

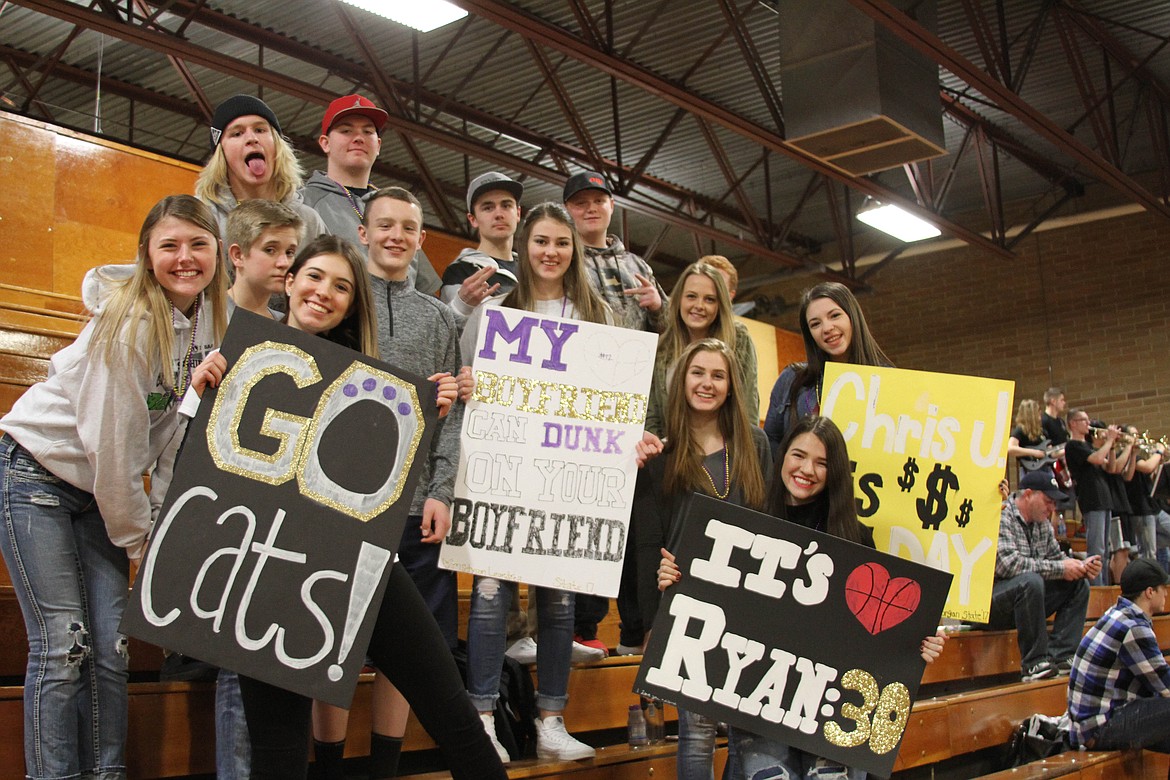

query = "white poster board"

[{"left": 439, "top": 306, "right": 656, "bottom": 597}]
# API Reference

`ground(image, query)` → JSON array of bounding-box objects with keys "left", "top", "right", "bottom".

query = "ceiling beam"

[
  {"left": 8, "top": 0, "right": 827, "bottom": 272},
  {"left": 846, "top": 0, "right": 1170, "bottom": 221},
  {"left": 332, "top": 0, "right": 462, "bottom": 231},
  {"left": 449, "top": 0, "right": 1013, "bottom": 258},
  {"left": 141, "top": 0, "right": 775, "bottom": 241}
]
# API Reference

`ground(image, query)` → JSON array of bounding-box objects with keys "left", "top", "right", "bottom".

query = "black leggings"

[{"left": 238, "top": 564, "right": 507, "bottom": 780}]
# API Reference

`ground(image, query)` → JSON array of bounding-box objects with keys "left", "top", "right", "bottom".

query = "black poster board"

[
  {"left": 121, "top": 311, "right": 436, "bottom": 707},
  {"left": 635, "top": 494, "right": 952, "bottom": 778}
]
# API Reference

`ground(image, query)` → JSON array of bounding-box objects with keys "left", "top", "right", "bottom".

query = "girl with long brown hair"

[
  {"left": 458, "top": 201, "right": 612, "bottom": 763},
  {"left": 635, "top": 338, "right": 770, "bottom": 780},
  {"left": 658, "top": 415, "right": 945, "bottom": 780},
  {"left": 763, "top": 282, "right": 890, "bottom": 456}
]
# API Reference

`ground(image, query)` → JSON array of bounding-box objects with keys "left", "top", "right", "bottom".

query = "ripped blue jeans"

[
  {"left": 0, "top": 436, "right": 129, "bottom": 779},
  {"left": 466, "top": 577, "right": 574, "bottom": 712},
  {"left": 728, "top": 727, "right": 865, "bottom": 780}
]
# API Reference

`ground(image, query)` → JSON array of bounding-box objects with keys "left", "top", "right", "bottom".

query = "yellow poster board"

[{"left": 821, "top": 364, "right": 1014, "bottom": 622}]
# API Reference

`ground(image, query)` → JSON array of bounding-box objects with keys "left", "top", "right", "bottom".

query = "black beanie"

[{"left": 209, "top": 95, "right": 281, "bottom": 149}]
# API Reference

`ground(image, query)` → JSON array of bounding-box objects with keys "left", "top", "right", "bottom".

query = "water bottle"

[
  {"left": 627, "top": 704, "right": 648, "bottom": 747},
  {"left": 643, "top": 697, "right": 665, "bottom": 744}
]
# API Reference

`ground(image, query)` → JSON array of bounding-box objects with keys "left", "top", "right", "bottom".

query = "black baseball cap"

[
  {"left": 1120, "top": 558, "right": 1170, "bottom": 598},
  {"left": 563, "top": 171, "right": 612, "bottom": 202},
  {"left": 1018, "top": 471, "right": 1068, "bottom": 502}
]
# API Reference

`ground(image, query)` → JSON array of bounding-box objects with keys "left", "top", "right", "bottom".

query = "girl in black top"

[
  {"left": 634, "top": 338, "right": 769, "bottom": 780},
  {"left": 659, "top": 416, "right": 945, "bottom": 780},
  {"left": 193, "top": 237, "right": 504, "bottom": 780}
]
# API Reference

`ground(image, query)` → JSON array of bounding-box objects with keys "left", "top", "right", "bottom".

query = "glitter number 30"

[{"left": 823, "top": 669, "right": 911, "bottom": 755}]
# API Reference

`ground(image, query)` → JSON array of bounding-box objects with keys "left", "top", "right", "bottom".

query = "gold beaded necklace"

[
  {"left": 167, "top": 299, "right": 201, "bottom": 403},
  {"left": 702, "top": 443, "right": 730, "bottom": 499}
]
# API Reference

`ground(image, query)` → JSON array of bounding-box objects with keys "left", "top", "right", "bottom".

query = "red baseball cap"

[{"left": 321, "top": 95, "right": 389, "bottom": 135}]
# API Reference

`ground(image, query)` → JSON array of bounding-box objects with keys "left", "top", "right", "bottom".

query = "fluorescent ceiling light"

[
  {"left": 856, "top": 202, "right": 942, "bottom": 242},
  {"left": 339, "top": 0, "right": 467, "bottom": 32}
]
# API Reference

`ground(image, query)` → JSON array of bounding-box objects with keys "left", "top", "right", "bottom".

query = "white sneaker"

[
  {"left": 505, "top": 636, "right": 538, "bottom": 665},
  {"left": 479, "top": 713, "right": 511, "bottom": 764},
  {"left": 570, "top": 640, "right": 607, "bottom": 664},
  {"left": 534, "top": 715, "right": 596, "bottom": 761},
  {"left": 616, "top": 643, "right": 644, "bottom": 656}
]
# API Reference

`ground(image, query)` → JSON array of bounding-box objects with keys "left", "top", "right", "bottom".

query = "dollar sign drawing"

[
  {"left": 956, "top": 498, "right": 974, "bottom": 528},
  {"left": 916, "top": 464, "right": 960, "bottom": 530},
  {"left": 897, "top": 456, "right": 919, "bottom": 492}
]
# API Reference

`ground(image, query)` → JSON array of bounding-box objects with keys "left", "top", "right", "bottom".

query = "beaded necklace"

[
  {"left": 702, "top": 443, "right": 731, "bottom": 499},
  {"left": 168, "top": 298, "right": 201, "bottom": 403},
  {"left": 331, "top": 177, "right": 367, "bottom": 222}
]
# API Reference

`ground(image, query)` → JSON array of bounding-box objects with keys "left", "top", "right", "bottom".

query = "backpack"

[
  {"left": 1002, "top": 713, "right": 1069, "bottom": 769},
  {"left": 452, "top": 643, "right": 537, "bottom": 760}
]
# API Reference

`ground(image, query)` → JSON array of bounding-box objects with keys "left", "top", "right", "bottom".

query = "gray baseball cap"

[{"left": 466, "top": 172, "right": 524, "bottom": 213}]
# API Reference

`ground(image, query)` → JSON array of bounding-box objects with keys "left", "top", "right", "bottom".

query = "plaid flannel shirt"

[
  {"left": 1067, "top": 598, "right": 1170, "bottom": 747},
  {"left": 994, "top": 495, "right": 1066, "bottom": 581}
]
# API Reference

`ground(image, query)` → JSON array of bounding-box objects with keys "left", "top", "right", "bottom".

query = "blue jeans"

[
  {"left": 728, "top": 727, "right": 865, "bottom": 780},
  {"left": 1155, "top": 511, "right": 1170, "bottom": 572},
  {"left": 0, "top": 436, "right": 129, "bottom": 779},
  {"left": 1126, "top": 514, "right": 1157, "bottom": 560},
  {"left": 1091, "top": 696, "right": 1170, "bottom": 752},
  {"left": 677, "top": 708, "right": 717, "bottom": 780},
  {"left": 1082, "top": 510, "right": 1112, "bottom": 585},
  {"left": 1155, "top": 510, "right": 1170, "bottom": 548},
  {"left": 216, "top": 669, "right": 251, "bottom": 779},
  {"left": 985, "top": 572, "right": 1089, "bottom": 669},
  {"left": 466, "top": 578, "right": 573, "bottom": 712}
]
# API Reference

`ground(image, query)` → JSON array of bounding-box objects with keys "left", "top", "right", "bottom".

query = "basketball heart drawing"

[
  {"left": 844, "top": 563, "right": 922, "bottom": 635},
  {"left": 583, "top": 333, "right": 654, "bottom": 388}
]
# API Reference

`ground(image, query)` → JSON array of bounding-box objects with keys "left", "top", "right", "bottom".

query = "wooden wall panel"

[
  {"left": 421, "top": 229, "right": 474, "bottom": 278},
  {"left": 0, "top": 111, "right": 200, "bottom": 298},
  {"left": 51, "top": 130, "right": 199, "bottom": 296},
  {"left": 53, "top": 133, "right": 197, "bottom": 233},
  {"left": 739, "top": 316, "right": 779, "bottom": 424},
  {"left": 0, "top": 117, "right": 56, "bottom": 292},
  {"left": 50, "top": 221, "right": 142, "bottom": 299},
  {"left": 774, "top": 327, "right": 805, "bottom": 372}
]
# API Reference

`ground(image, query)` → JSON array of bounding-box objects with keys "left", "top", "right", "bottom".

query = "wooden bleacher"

[
  {"left": 1, "top": 283, "right": 1166, "bottom": 779},
  {"left": 1, "top": 569, "right": 1167, "bottom": 777},
  {"left": 0, "top": 285, "right": 86, "bottom": 420}
]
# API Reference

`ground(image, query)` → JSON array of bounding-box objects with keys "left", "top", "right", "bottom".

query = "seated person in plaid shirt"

[
  {"left": 1068, "top": 558, "right": 1170, "bottom": 752},
  {"left": 981, "top": 471, "right": 1100, "bottom": 682}
]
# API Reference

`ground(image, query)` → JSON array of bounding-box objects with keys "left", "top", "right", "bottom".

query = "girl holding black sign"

[
  {"left": 634, "top": 337, "right": 770, "bottom": 780},
  {"left": 456, "top": 202, "right": 612, "bottom": 763},
  {"left": 0, "top": 194, "right": 228, "bottom": 779},
  {"left": 192, "top": 236, "right": 505, "bottom": 779},
  {"left": 658, "top": 416, "right": 946, "bottom": 780},
  {"left": 762, "top": 282, "right": 890, "bottom": 458}
]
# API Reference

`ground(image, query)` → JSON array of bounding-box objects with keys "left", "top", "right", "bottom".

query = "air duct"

[{"left": 778, "top": 0, "right": 946, "bottom": 176}]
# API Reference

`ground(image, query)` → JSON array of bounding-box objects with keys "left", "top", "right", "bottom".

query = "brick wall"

[{"left": 762, "top": 209, "right": 1170, "bottom": 433}]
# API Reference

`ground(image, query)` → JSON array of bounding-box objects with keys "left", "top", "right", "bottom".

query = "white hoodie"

[{"left": 0, "top": 265, "right": 218, "bottom": 559}]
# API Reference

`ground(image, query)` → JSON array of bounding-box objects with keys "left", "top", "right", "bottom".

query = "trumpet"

[{"left": 1089, "top": 425, "right": 1168, "bottom": 452}]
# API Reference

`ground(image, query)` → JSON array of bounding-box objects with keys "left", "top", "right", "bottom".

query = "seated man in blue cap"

[
  {"left": 984, "top": 471, "right": 1101, "bottom": 681},
  {"left": 1068, "top": 557, "right": 1170, "bottom": 752}
]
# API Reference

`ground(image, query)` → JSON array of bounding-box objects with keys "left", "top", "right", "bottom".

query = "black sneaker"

[
  {"left": 1022, "top": 660, "right": 1057, "bottom": 682},
  {"left": 1056, "top": 657, "right": 1075, "bottom": 676}
]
